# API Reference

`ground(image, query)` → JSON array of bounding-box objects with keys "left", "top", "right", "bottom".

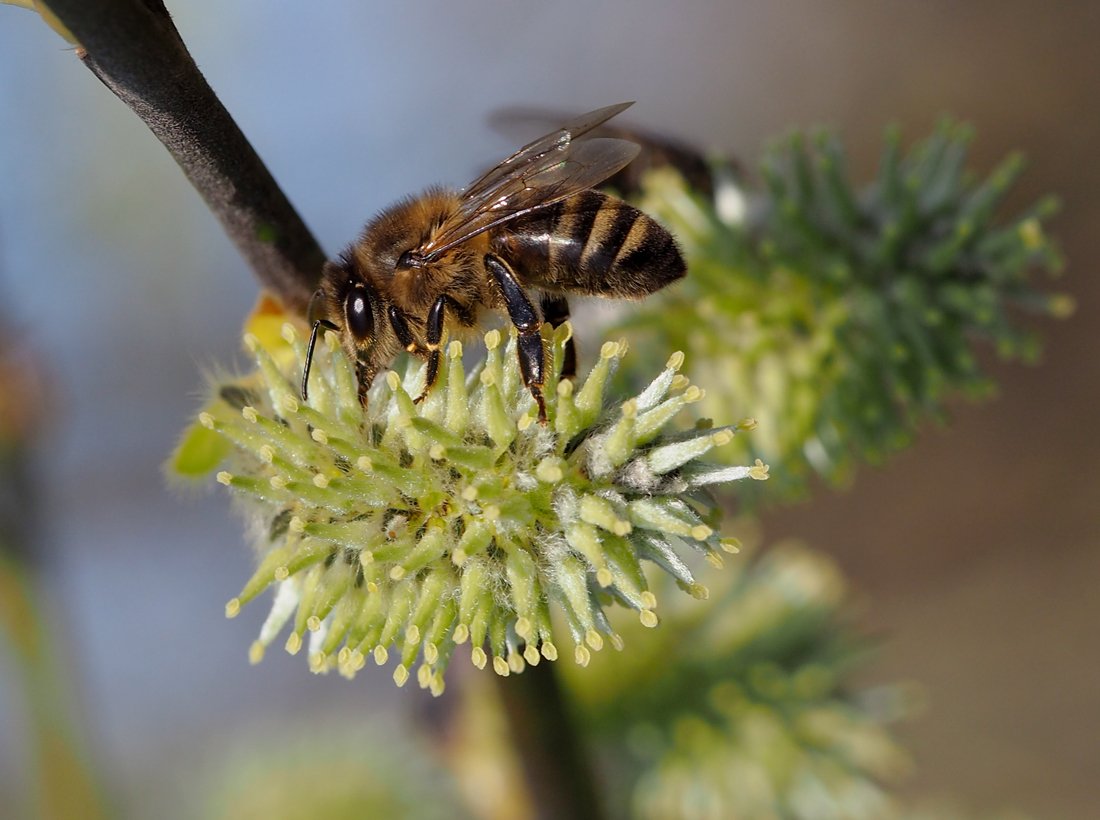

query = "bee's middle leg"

[
  {"left": 485, "top": 254, "right": 547, "bottom": 423},
  {"left": 539, "top": 294, "right": 576, "bottom": 380}
]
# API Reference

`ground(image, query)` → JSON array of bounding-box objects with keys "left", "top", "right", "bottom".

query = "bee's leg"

[
  {"left": 485, "top": 254, "right": 547, "bottom": 423},
  {"left": 387, "top": 305, "right": 419, "bottom": 354},
  {"left": 413, "top": 296, "right": 449, "bottom": 404},
  {"left": 354, "top": 359, "right": 377, "bottom": 407},
  {"left": 539, "top": 294, "right": 576, "bottom": 379}
]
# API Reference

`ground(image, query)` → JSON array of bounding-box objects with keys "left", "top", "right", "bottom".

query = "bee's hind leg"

[
  {"left": 485, "top": 254, "right": 547, "bottom": 423},
  {"left": 539, "top": 294, "right": 576, "bottom": 379}
]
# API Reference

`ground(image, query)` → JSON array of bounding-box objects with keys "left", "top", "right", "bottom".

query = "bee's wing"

[{"left": 418, "top": 103, "right": 639, "bottom": 261}]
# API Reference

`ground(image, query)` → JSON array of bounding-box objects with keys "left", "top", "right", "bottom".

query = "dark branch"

[
  {"left": 494, "top": 662, "right": 606, "bottom": 820},
  {"left": 44, "top": 0, "right": 325, "bottom": 315}
]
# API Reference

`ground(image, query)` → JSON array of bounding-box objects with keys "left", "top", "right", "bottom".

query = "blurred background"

[{"left": 1, "top": 1, "right": 1097, "bottom": 817}]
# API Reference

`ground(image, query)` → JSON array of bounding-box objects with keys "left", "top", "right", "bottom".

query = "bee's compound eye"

[{"left": 345, "top": 286, "right": 374, "bottom": 341}]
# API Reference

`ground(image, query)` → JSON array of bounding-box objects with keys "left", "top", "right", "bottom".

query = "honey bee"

[{"left": 303, "top": 101, "right": 686, "bottom": 421}]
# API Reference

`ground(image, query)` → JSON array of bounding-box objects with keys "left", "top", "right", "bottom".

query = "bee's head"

[{"left": 301, "top": 257, "right": 380, "bottom": 400}]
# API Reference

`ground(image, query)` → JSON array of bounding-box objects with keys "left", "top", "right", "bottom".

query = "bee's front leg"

[
  {"left": 413, "top": 296, "right": 449, "bottom": 405},
  {"left": 485, "top": 254, "right": 547, "bottom": 423}
]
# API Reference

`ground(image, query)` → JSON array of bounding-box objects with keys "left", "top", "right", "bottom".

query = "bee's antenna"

[{"left": 301, "top": 319, "right": 326, "bottom": 401}]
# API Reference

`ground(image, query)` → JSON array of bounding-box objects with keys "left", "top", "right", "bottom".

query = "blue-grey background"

[{"left": 2, "top": 2, "right": 1098, "bottom": 817}]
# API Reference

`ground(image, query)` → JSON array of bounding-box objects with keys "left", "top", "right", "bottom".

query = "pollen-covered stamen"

[{"left": 187, "top": 322, "right": 766, "bottom": 692}]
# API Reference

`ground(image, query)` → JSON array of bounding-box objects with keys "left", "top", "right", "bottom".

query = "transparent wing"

[{"left": 418, "top": 102, "right": 639, "bottom": 261}]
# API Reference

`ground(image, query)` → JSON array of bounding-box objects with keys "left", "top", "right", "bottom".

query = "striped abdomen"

[{"left": 491, "top": 189, "right": 685, "bottom": 298}]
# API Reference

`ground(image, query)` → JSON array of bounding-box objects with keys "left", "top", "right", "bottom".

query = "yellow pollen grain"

[
  {"left": 666, "top": 351, "right": 685, "bottom": 371},
  {"left": 508, "top": 653, "right": 525, "bottom": 674},
  {"left": 337, "top": 647, "right": 351, "bottom": 665},
  {"left": 274, "top": 566, "right": 290, "bottom": 581},
  {"left": 671, "top": 374, "right": 690, "bottom": 391},
  {"left": 311, "top": 428, "right": 329, "bottom": 445},
  {"left": 479, "top": 368, "right": 496, "bottom": 387},
  {"left": 373, "top": 645, "right": 389, "bottom": 666},
  {"left": 405, "top": 625, "right": 421, "bottom": 645},
  {"left": 248, "top": 641, "right": 265, "bottom": 665},
  {"left": 738, "top": 417, "right": 758, "bottom": 431},
  {"left": 224, "top": 598, "right": 241, "bottom": 618},
  {"left": 584, "top": 629, "right": 603, "bottom": 651},
  {"left": 417, "top": 664, "right": 432, "bottom": 689},
  {"left": 289, "top": 516, "right": 305, "bottom": 533},
  {"left": 600, "top": 341, "right": 619, "bottom": 359},
  {"left": 640, "top": 610, "right": 659, "bottom": 628},
  {"left": 524, "top": 645, "right": 541, "bottom": 666},
  {"left": 640, "top": 591, "right": 657, "bottom": 609},
  {"left": 749, "top": 459, "right": 770, "bottom": 480},
  {"left": 596, "top": 567, "right": 613, "bottom": 587},
  {"left": 448, "top": 340, "right": 463, "bottom": 358},
  {"left": 198, "top": 412, "right": 215, "bottom": 429},
  {"left": 429, "top": 443, "right": 445, "bottom": 460},
  {"left": 541, "top": 642, "right": 559, "bottom": 662},
  {"left": 306, "top": 616, "right": 322, "bottom": 633},
  {"left": 711, "top": 429, "right": 734, "bottom": 447},
  {"left": 285, "top": 633, "right": 302, "bottom": 655},
  {"left": 429, "top": 675, "right": 445, "bottom": 698},
  {"left": 514, "top": 617, "right": 532, "bottom": 640},
  {"left": 312, "top": 473, "right": 330, "bottom": 489},
  {"left": 691, "top": 524, "right": 713, "bottom": 541},
  {"left": 720, "top": 537, "right": 742, "bottom": 554},
  {"left": 452, "top": 623, "right": 470, "bottom": 644},
  {"left": 390, "top": 566, "right": 406, "bottom": 581},
  {"left": 359, "top": 550, "right": 374, "bottom": 566},
  {"left": 280, "top": 396, "right": 300, "bottom": 415},
  {"left": 351, "top": 649, "right": 366, "bottom": 671},
  {"left": 216, "top": 471, "right": 233, "bottom": 486},
  {"left": 610, "top": 633, "right": 625, "bottom": 651},
  {"left": 356, "top": 456, "right": 372, "bottom": 472},
  {"left": 258, "top": 445, "right": 275, "bottom": 463},
  {"left": 308, "top": 652, "right": 326, "bottom": 674},
  {"left": 452, "top": 549, "right": 468, "bottom": 566},
  {"left": 690, "top": 583, "right": 709, "bottom": 600},
  {"left": 492, "top": 656, "right": 510, "bottom": 676},
  {"left": 683, "top": 385, "right": 703, "bottom": 402},
  {"left": 613, "top": 520, "right": 632, "bottom": 536},
  {"left": 483, "top": 505, "right": 500, "bottom": 522},
  {"left": 461, "top": 486, "right": 478, "bottom": 501},
  {"left": 393, "top": 665, "right": 409, "bottom": 687},
  {"left": 385, "top": 371, "right": 401, "bottom": 390},
  {"left": 424, "top": 643, "right": 439, "bottom": 665},
  {"left": 705, "top": 553, "right": 724, "bottom": 569},
  {"left": 536, "top": 459, "right": 563, "bottom": 483},
  {"left": 471, "top": 646, "right": 487, "bottom": 669},
  {"left": 557, "top": 379, "right": 574, "bottom": 397},
  {"left": 269, "top": 475, "right": 288, "bottom": 490},
  {"left": 574, "top": 645, "right": 591, "bottom": 667},
  {"left": 484, "top": 329, "right": 501, "bottom": 350}
]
